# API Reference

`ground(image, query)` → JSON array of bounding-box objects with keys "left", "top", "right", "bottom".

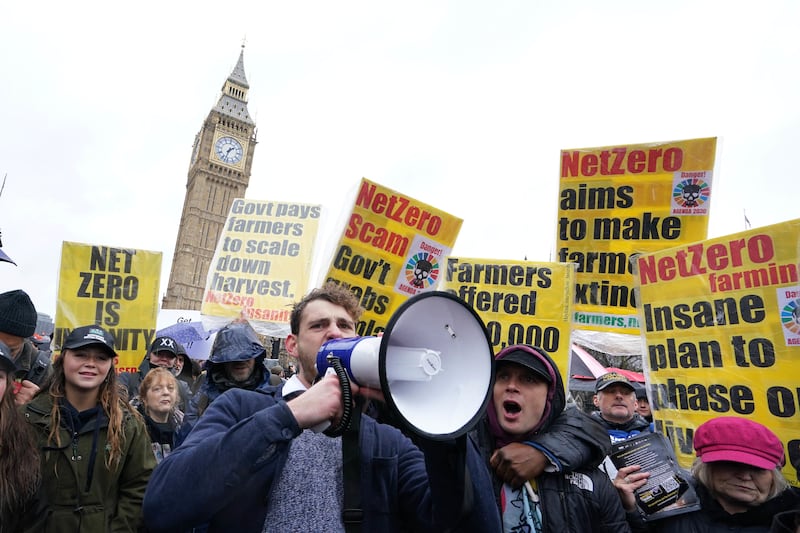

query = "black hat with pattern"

[
  {"left": 149, "top": 336, "right": 179, "bottom": 356},
  {"left": 594, "top": 371, "right": 635, "bottom": 393},
  {"left": 63, "top": 325, "right": 117, "bottom": 358}
]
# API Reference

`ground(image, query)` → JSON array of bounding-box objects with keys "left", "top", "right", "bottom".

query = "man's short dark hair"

[{"left": 290, "top": 282, "right": 363, "bottom": 334}]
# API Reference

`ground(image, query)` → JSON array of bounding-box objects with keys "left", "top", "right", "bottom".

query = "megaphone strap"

[{"left": 342, "top": 399, "right": 363, "bottom": 531}]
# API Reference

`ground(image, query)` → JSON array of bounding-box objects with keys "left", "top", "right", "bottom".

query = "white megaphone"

[{"left": 316, "top": 291, "right": 494, "bottom": 440}]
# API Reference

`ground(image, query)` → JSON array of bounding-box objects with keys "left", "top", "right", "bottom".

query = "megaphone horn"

[{"left": 316, "top": 291, "right": 494, "bottom": 440}]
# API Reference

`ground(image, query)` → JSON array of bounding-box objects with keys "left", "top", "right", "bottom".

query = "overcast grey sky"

[{"left": 1, "top": 1, "right": 798, "bottom": 318}]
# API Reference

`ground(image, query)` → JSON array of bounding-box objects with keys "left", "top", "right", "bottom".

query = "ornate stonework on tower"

[{"left": 162, "top": 46, "right": 257, "bottom": 310}]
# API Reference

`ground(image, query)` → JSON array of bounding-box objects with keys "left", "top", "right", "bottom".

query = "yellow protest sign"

[
  {"left": 634, "top": 219, "right": 800, "bottom": 486},
  {"left": 201, "top": 198, "right": 320, "bottom": 336},
  {"left": 54, "top": 241, "right": 162, "bottom": 372},
  {"left": 323, "top": 178, "right": 462, "bottom": 335},
  {"left": 557, "top": 137, "right": 716, "bottom": 335},
  {"left": 440, "top": 258, "right": 575, "bottom": 377}
]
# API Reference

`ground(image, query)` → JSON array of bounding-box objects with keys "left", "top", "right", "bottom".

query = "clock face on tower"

[{"left": 214, "top": 136, "right": 244, "bottom": 165}]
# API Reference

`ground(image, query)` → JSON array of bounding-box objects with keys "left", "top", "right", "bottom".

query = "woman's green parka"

[{"left": 24, "top": 393, "right": 155, "bottom": 532}]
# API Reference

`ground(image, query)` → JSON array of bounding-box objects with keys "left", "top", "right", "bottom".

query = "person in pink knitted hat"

[{"left": 617, "top": 416, "right": 799, "bottom": 531}]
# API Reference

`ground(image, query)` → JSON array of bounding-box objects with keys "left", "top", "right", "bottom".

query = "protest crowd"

[{"left": 1, "top": 281, "right": 798, "bottom": 532}]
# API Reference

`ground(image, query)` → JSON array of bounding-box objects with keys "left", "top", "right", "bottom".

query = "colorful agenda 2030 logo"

[
  {"left": 780, "top": 298, "right": 800, "bottom": 335},
  {"left": 672, "top": 178, "right": 711, "bottom": 208},
  {"left": 404, "top": 252, "right": 440, "bottom": 289}
]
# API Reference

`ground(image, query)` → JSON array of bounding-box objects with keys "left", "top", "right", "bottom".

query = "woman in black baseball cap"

[{"left": 22, "top": 325, "right": 155, "bottom": 531}]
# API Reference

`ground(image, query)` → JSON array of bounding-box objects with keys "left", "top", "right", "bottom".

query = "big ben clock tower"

[{"left": 162, "top": 45, "right": 257, "bottom": 310}]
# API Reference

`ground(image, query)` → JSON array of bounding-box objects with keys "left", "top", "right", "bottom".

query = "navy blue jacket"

[
  {"left": 143, "top": 386, "right": 501, "bottom": 532},
  {"left": 591, "top": 411, "right": 653, "bottom": 443}
]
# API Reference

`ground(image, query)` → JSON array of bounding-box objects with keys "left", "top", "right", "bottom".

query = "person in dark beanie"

[{"left": 0, "top": 289, "right": 51, "bottom": 405}]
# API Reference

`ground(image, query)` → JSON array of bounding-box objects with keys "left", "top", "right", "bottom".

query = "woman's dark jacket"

[{"left": 636, "top": 480, "right": 800, "bottom": 532}]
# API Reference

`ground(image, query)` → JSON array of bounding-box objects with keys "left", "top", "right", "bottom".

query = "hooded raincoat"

[{"left": 180, "top": 322, "right": 270, "bottom": 444}]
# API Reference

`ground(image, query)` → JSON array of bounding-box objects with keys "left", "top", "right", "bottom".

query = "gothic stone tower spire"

[{"left": 162, "top": 46, "right": 257, "bottom": 310}]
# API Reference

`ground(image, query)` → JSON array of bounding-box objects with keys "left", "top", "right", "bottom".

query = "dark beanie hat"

[{"left": 0, "top": 290, "right": 37, "bottom": 337}]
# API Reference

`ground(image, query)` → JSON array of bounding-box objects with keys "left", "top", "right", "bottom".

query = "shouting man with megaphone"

[{"left": 143, "top": 282, "right": 502, "bottom": 532}]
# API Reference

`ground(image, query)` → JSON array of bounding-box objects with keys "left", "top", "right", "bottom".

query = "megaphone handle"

[
  {"left": 310, "top": 367, "right": 337, "bottom": 433},
  {"left": 309, "top": 356, "right": 354, "bottom": 437}
]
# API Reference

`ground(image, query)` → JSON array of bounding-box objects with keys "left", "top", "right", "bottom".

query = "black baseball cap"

[
  {"left": 595, "top": 372, "right": 635, "bottom": 393},
  {"left": 496, "top": 347, "right": 553, "bottom": 383},
  {"left": 150, "top": 336, "right": 179, "bottom": 356},
  {"left": 63, "top": 326, "right": 117, "bottom": 358}
]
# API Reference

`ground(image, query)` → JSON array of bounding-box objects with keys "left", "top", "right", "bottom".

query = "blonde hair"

[
  {"left": 138, "top": 367, "right": 179, "bottom": 416},
  {"left": 46, "top": 349, "right": 138, "bottom": 469},
  {"left": 692, "top": 457, "right": 789, "bottom": 500}
]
